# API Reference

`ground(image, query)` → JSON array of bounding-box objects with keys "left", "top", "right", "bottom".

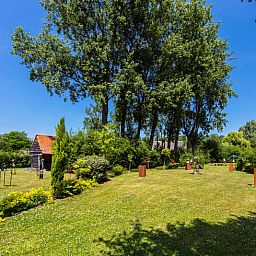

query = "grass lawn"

[{"left": 0, "top": 166, "right": 255, "bottom": 255}]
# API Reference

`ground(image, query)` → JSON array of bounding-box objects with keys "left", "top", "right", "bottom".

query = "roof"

[{"left": 35, "top": 134, "right": 56, "bottom": 154}]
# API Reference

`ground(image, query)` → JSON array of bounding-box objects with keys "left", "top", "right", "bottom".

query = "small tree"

[
  {"left": 161, "top": 148, "right": 170, "bottom": 170},
  {"left": 51, "top": 117, "right": 69, "bottom": 198}
]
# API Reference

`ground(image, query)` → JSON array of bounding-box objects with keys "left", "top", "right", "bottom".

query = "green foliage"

[
  {"left": 57, "top": 179, "right": 97, "bottom": 198},
  {"left": 0, "top": 188, "right": 52, "bottom": 218},
  {"left": 133, "top": 141, "right": 151, "bottom": 167},
  {"left": 179, "top": 152, "right": 194, "bottom": 167},
  {"left": 106, "top": 137, "right": 134, "bottom": 168},
  {"left": 74, "top": 156, "right": 110, "bottom": 182},
  {"left": 239, "top": 120, "right": 256, "bottom": 148},
  {"left": 148, "top": 150, "right": 162, "bottom": 168},
  {"left": 51, "top": 117, "right": 70, "bottom": 198},
  {"left": 112, "top": 165, "right": 126, "bottom": 176},
  {"left": 168, "top": 163, "right": 180, "bottom": 170},
  {"left": 0, "top": 151, "right": 30, "bottom": 168},
  {"left": 222, "top": 131, "right": 251, "bottom": 148},
  {"left": 199, "top": 135, "right": 223, "bottom": 163},
  {"left": 0, "top": 131, "right": 31, "bottom": 152}
]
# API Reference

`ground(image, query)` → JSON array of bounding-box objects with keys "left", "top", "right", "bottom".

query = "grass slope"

[{"left": 0, "top": 166, "right": 255, "bottom": 255}]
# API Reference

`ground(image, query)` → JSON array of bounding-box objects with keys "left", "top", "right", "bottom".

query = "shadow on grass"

[{"left": 96, "top": 212, "right": 256, "bottom": 256}]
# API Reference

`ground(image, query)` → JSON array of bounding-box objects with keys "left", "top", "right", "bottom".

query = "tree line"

[{"left": 12, "top": 0, "right": 235, "bottom": 154}]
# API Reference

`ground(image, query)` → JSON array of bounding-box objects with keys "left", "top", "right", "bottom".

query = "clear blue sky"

[{"left": 0, "top": 0, "right": 255, "bottom": 138}]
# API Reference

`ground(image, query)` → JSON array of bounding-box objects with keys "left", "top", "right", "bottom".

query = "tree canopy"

[
  {"left": 239, "top": 120, "right": 256, "bottom": 148},
  {"left": 12, "top": 0, "right": 235, "bottom": 154}
]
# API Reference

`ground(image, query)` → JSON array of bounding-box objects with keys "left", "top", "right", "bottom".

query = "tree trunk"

[
  {"left": 120, "top": 95, "right": 127, "bottom": 137},
  {"left": 149, "top": 112, "right": 158, "bottom": 147},
  {"left": 174, "top": 128, "right": 179, "bottom": 160},
  {"left": 136, "top": 119, "right": 142, "bottom": 141},
  {"left": 101, "top": 97, "right": 108, "bottom": 126}
]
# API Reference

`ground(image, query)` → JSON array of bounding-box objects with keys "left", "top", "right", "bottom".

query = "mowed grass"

[{"left": 0, "top": 166, "right": 256, "bottom": 255}]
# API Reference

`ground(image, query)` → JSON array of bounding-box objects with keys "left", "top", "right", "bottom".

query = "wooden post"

[
  {"left": 138, "top": 165, "right": 146, "bottom": 177},
  {"left": 229, "top": 163, "right": 234, "bottom": 173},
  {"left": 185, "top": 162, "right": 191, "bottom": 170}
]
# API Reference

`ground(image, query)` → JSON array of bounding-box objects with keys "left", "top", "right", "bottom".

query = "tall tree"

[{"left": 166, "top": 0, "right": 235, "bottom": 154}]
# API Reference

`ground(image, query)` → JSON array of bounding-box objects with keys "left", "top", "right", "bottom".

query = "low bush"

[
  {"left": 112, "top": 165, "right": 126, "bottom": 176},
  {"left": 0, "top": 187, "right": 53, "bottom": 218},
  {"left": 168, "top": 163, "right": 180, "bottom": 169},
  {"left": 74, "top": 156, "right": 110, "bottom": 182},
  {"left": 155, "top": 166, "right": 163, "bottom": 170},
  {"left": 58, "top": 179, "right": 97, "bottom": 198}
]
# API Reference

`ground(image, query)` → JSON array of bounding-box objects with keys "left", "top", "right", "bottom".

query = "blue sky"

[{"left": 0, "top": 0, "right": 256, "bottom": 138}]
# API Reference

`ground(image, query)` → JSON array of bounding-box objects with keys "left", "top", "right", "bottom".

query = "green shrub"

[
  {"left": 149, "top": 150, "right": 162, "bottom": 168},
  {"left": 58, "top": 179, "right": 97, "bottom": 198},
  {"left": 106, "top": 137, "right": 134, "bottom": 168},
  {"left": 0, "top": 188, "right": 52, "bottom": 218},
  {"left": 74, "top": 156, "right": 110, "bottom": 182},
  {"left": 155, "top": 166, "right": 163, "bottom": 170},
  {"left": 168, "top": 163, "right": 180, "bottom": 169},
  {"left": 179, "top": 152, "right": 194, "bottom": 167},
  {"left": 112, "top": 165, "right": 125, "bottom": 176},
  {"left": 133, "top": 141, "right": 151, "bottom": 167},
  {"left": 130, "top": 168, "right": 138, "bottom": 172}
]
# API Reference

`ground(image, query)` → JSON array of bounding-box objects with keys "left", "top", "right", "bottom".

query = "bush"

[
  {"left": 106, "top": 137, "right": 134, "bottom": 168},
  {"left": 148, "top": 150, "right": 162, "bottom": 168},
  {"left": 155, "top": 166, "right": 163, "bottom": 170},
  {"left": 168, "top": 163, "right": 180, "bottom": 169},
  {"left": 179, "top": 152, "right": 194, "bottom": 166},
  {"left": 74, "top": 156, "right": 110, "bottom": 182},
  {"left": 0, "top": 188, "right": 52, "bottom": 218},
  {"left": 58, "top": 179, "right": 97, "bottom": 198},
  {"left": 133, "top": 141, "right": 151, "bottom": 167},
  {"left": 130, "top": 168, "right": 138, "bottom": 172},
  {"left": 112, "top": 165, "right": 126, "bottom": 176}
]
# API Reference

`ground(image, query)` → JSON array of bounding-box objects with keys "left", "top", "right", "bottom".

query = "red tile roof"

[{"left": 36, "top": 134, "right": 56, "bottom": 154}]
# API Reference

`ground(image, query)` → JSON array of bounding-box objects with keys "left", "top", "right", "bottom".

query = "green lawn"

[{"left": 0, "top": 166, "right": 255, "bottom": 255}]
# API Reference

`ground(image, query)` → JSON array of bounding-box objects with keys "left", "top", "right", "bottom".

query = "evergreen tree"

[{"left": 51, "top": 117, "right": 69, "bottom": 197}]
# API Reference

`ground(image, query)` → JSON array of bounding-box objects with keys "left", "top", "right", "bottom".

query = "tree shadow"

[{"left": 96, "top": 212, "right": 256, "bottom": 255}]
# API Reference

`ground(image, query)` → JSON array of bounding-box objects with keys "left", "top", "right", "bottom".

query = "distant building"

[
  {"left": 30, "top": 134, "right": 55, "bottom": 171},
  {"left": 152, "top": 141, "right": 185, "bottom": 150}
]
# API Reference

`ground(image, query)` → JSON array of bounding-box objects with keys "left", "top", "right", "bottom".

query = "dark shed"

[{"left": 30, "top": 134, "right": 55, "bottom": 171}]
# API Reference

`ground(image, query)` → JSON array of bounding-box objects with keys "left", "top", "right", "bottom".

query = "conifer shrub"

[{"left": 51, "top": 117, "right": 70, "bottom": 198}]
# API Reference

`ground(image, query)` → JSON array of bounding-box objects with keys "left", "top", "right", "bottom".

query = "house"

[
  {"left": 152, "top": 140, "right": 185, "bottom": 150},
  {"left": 30, "top": 134, "right": 56, "bottom": 171}
]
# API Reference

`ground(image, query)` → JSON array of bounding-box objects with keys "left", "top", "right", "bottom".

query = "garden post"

[
  {"left": 229, "top": 162, "right": 234, "bottom": 173},
  {"left": 138, "top": 160, "right": 147, "bottom": 177},
  {"left": 185, "top": 161, "right": 191, "bottom": 170}
]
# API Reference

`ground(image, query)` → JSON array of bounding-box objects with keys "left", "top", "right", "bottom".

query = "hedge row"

[{"left": 0, "top": 151, "right": 30, "bottom": 168}]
